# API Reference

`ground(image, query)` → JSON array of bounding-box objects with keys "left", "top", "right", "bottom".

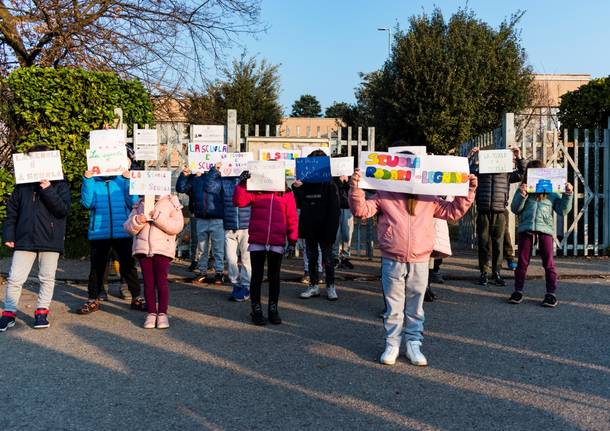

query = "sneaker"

[
  {"left": 228, "top": 284, "right": 241, "bottom": 301},
  {"left": 327, "top": 285, "right": 338, "bottom": 301},
  {"left": 251, "top": 303, "right": 267, "bottom": 326},
  {"left": 300, "top": 272, "right": 310, "bottom": 285},
  {"left": 509, "top": 291, "right": 523, "bottom": 304},
  {"left": 241, "top": 287, "right": 250, "bottom": 301},
  {"left": 340, "top": 258, "right": 354, "bottom": 270},
  {"left": 214, "top": 273, "right": 224, "bottom": 285},
  {"left": 188, "top": 261, "right": 198, "bottom": 272},
  {"left": 380, "top": 344, "right": 400, "bottom": 365},
  {"left": 541, "top": 293, "right": 558, "bottom": 308},
  {"left": 143, "top": 313, "right": 157, "bottom": 329},
  {"left": 130, "top": 297, "right": 146, "bottom": 311},
  {"left": 429, "top": 271, "right": 444, "bottom": 284},
  {"left": 33, "top": 308, "right": 50, "bottom": 329},
  {"left": 0, "top": 312, "right": 16, "bottom": 332},
  {"left": 478, "top": 272, "right": 489, "bottom": 286},
  {"left": 268, "top": 303, "right": 282, "bottom": 325},
  {"left": 507, "top": 260, "right": 518, "bottom": 271},
  {"left": 491, "top": 272, "right": 506, "bottom": 286},
  {"left": 119, "top": 284, "right": 132, "bottom": 300},
  {"left": 424, "top": 287, "right": 436, "bottom": 302},
  {"left": 156, "top": 313, "right": 170, "bottom": 329},
  {"left": 300, "top": 285, "right": 320, "bottom": 299},
  {"left": 405, "top": 340, "right": 428, "bottom": 366}
]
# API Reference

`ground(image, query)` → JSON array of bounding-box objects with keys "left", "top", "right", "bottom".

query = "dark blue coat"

[
  {"left": 2, "top": 180, "right": 71, "bottom": 253},
  {"left": 175, "top": 171, "right": 223, "bottom": 219},
  {"left": 207, "top": 169, "right": 251, "bottom": 230},
  {"left": 81, "top": 176, "right": 138, "bottom": 240}
]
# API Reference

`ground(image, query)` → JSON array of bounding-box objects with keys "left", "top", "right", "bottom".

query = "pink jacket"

[
  {"left": 349, "top": 187, "right": 475, "bottom": 263},
  {"left": 124, "top": 195, "right": 185, "bottom": 259},
  {"left": 233, "top": 183, "right": 298, "bottom": 246}
]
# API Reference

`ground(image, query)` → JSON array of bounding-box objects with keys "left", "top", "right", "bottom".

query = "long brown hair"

[{"left": 399, "top": 149, "right": 418, "bottom": 215}]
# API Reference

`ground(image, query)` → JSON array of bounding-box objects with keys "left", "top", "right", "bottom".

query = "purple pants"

[
  {"left": 138, "top": 255, "right": 172, "bottom": 314},
  {"left": 514, "top": 232, "right": 557, "bottom": 293}
]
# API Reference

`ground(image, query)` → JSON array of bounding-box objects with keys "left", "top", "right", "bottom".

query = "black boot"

[
  {"left": 268, "top": 302, "right": 282, "bottom": 325},
  {"left": 250, "top": 302, "right": 267, "bottom": 326},
  {"left": 478, "top": 272, "right": 489, "bottom": 286},
  {"left": 491, "top": 272, "right": 506, "bottom": 286}
]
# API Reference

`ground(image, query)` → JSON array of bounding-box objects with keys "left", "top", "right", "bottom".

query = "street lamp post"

[{"left": 377, "top": 27, "right": 391, "bottom": 56}]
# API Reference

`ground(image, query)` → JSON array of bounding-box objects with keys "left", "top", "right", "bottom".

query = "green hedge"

[{"left": 0, "top": 67, "right": 154, "bottom": 256}]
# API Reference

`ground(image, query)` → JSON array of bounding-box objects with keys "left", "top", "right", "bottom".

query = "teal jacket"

[{"left": 510, "top": 189, "right": 573, "bottom": 236}]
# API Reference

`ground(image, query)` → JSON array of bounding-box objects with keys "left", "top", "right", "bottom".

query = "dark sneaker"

[
  {"left": 214, "top": 273, "right": 224, "bottom": 285},
  {"left": 340, "top": 258, "right": 354, "bottom": 270},
  {"left": 541, "top": 294, "right": 558, "bottom": 308},
  {"left": 228, "top": 284, "right": 240, "bottom": 302},
  {"left": 491, "top": 272, "right": 506, "bottom": 286},
  {"left": 478, "top": 272, "right": 489, "bottom": 286},
  {"left": 250, "top": 303, "right": 267, "bottom": 326},
  {"left": 33, "top": 308, "right": 50, "bottom": 329},
  {"left": 507, "top": 260, "right": 518, "bottom": 271},
  {"left": 508, "top": 291, "right": 523, "bottom": 304},
  {"left": 268, "top": 303, "right": 282, "bottom": 325},
  {"left": 333, "top": 258, "right": 340, "bottom": 269},
  {"left": 429, "top": 271, "right": 444, "bottom": 284},
  {"left": 188, "top": 261, "right": 198, "bottom": 272},
  {"left": 424, "top": 287, "right": 436, "bottom": 302},
  {"left": 0, "top": 312, "right": 16, "bottom": 332},
  {"left": 130, "top": 297, "right": 146, "bottom": 311}
]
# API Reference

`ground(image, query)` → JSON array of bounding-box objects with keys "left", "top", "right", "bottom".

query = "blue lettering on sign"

[{"left": 296, "top": 157, "right": 331, "bottom": 183}]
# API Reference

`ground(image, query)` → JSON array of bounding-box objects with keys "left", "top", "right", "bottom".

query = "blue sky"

[{"left": 221, "top": 0, "right": 610, "bottom": 114}]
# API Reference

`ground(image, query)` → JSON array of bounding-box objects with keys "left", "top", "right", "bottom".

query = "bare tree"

[{"left": 0, "top": 0, "right": 263, "bottom": 89}]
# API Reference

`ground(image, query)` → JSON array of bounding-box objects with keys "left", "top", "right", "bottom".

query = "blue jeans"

[
  {"left": 381, "top": 258, "right": 428, "bottom": 346},
  {"left": 196, "top": 218, "right": 225, "bottom": 273},
  {"left": 333, "top": 208, "right": 354, "bottom": 259}
]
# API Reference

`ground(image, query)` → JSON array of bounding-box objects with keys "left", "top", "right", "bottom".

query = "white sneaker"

[
  {"left": 300, "top": 285, "right": 320, "bottom": 299},
  {"left": 405, "top": 340, "right": 428, "bottom": 366},
  {"left": 143, "top": 313, "right": 157, "bottom": 329},
  {"left": 327, "top": 285, "right": 338, "bottom": 301},
  {"left": 380, "top": 344, "right": 400, "bottom": 365}
]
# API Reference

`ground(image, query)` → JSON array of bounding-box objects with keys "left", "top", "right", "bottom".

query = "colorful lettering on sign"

[
  {"left": 363, "top": 153, "right": 468, "bottom": 185},
  {"left": 365, "top": 153, "right": 420, "bottom": 169},
  {"left": 260, "top": 151, "right": 300, "bottom": 161}
]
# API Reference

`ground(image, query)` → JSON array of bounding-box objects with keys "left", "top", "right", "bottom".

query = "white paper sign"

[
  {"left": 13, "top": 151, "right": 64, "bottom": 184},
  {"left": 129, "top": 170, "right": 172, "bottom": 195},
  {"left": 526, "top": 168, "right": 567, "bottom": 194},
  {"left": 188, "top": 142, "right": 228, "bottom": 172},
  {"left": 192, "top": 125, "right": 225, "bottom": 143},
  {"left": 247, "top": 160, "right": 286, "bottom": 192},
  {"left": 330, "top": 157, "right": 355, "bottom": 177},
  {"left": 259, "top": 149, "right": 300, "bottom": 177},
  {"left": 134, "top": 129, "right": 159, "bottom": 161},
  {"left": 300, "top": 146, "right": 331, "bottom": 157},
  {"left": 89, "top": 129, "right": 125, "bottom": 150},
  {"left": 388, "top": 146, "right": 427, "bottom": 156},
  {"left": 219, "top": 152, "right": 253, "bottom": 177},
  {"left": 87, "top": 146, "right": 130, "bottom": 176},
  {"left": 358, "top": 151, "right": 470, "bottom": 196},
  {"left": 478, "top": 149, "right": 514, "bottom": 174}
]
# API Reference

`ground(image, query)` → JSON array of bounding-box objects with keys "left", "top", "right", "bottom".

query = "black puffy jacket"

[
  {"left": 293, "top": 181, "right": 340, "bottom": 242},
  {"left": 471, "top": 157, "right": 526, "bottom": 212},
  {"left": 2, "top": 180, "right": 71, "bottom": 253}
]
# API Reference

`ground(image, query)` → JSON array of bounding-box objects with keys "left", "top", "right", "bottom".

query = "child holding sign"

[
  {"left": 509, "top": 160, "right": 573, "bottom": 307},
  {"left": 124, "top": 195, "right": 184, "bottom": 328},
  {"left": 350, "top": 168, "right": 477, "bottom": 366}
]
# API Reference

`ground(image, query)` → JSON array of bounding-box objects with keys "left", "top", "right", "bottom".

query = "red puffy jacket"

[{"left": 233, "top": 183, "right": 298, "bottom": 246}]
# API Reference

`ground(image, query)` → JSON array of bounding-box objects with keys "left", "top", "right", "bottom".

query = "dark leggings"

[
  {"left": 250, "top": 250, "right": 283, "bottom": 305},
  {"left": 89, "top": 238, "right": 140, "bottom": 300},
  {"left": 139, "top": 254, "right": 172, "bottom": 314}
]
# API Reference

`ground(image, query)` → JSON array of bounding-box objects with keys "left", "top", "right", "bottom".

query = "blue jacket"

[
  {"left": 81, "top": 176, "right": 139, "bottom": 240},
  {"left": 175, "top": 171, "right": 223, "bottom": 219},
  {"left": 511, "top": 189, "right": 573, "bottom": 236},
  {"left": 207, "top": 169, "right": 251, "bottom": 230}
]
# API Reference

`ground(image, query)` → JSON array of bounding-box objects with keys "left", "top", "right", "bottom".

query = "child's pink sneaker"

[
  {"left": 156, "top": 313, "right": 170, "bottom": 329},
  {"left": 143, "top": 313, "right": 157, "bottom": 329}
]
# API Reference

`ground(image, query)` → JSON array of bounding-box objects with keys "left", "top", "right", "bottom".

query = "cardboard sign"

[
  {"left": 478, "top": 149, "right": 514, "bottom": 174},
  {"left": 87, "top": 146, "right": 130, "bottom": 176},
  {"left": 13, "top": 151, "right": 64, "bottom": 184},
  {"left": 129, "top": 170, "right": 172, "bottom": 195},
  {"left": 134, "top": 129, "right": 159, "bottom": 161},
  {"left": 358, "top": 151, "right": 470, "bottom": 196},
  {"left": 247, "top": 160, "right": 286, "bottom": 192},
  {"left": 330, "top": 157, "right": 354, "bottom": 177},
  {"left": 388, "top": 146, "right": 427, "bottom": 156},
  {"left": 218, "top": 152, "right": 253, "bottom": 177},
  {"left": 188, "top": 142, "right": 228, "bottom": 172},
  {"left": 300, "top": 146, "right": 331, "bottom": 157},
  {"left": 526, "top": 168, "right": 567, "bottom": 194},
  {"left": 89, "top": 129, "right": 125, "bottom": 150},
  {"left": 192, "top": 125, "right": 225, "bottom": 143},
  {"left": 296, "top": 157, "right": 331, "bottom": 183}
]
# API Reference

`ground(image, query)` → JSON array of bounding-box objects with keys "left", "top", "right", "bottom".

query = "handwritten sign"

[
  {"left": 192, "top": 125, "right": 225, "bottom": 143},
  {"left": 87, "top": 146, "right": 129, "bottom": 176},
  {"left": 358, "top": 151, "right": 470, "bottom": 196},
  {"left": 134, "top": 129, "right": 159, "bottom": 161},
  {"left": 259, "top": 149, "right": 300, "bottom": 177},
  {"left": 478, "top": 149, "right": 513, "bottom": 174},
  {"left": 13, "top": 151, "right": 64, "bottom": 184},
  {"left": 188, "top": 142, "right": 228, "bottom": 172},
  {"left": 526, "top": 168, "right": 567, "bottom": 194},
  {"left": 89, "top": 129, "right": 125, "bottom": 150},
  {"left": 388, "top": 146, "right": 427, "bottom": 156},
  {"left": 300, "top": 146, "right": 331, "bottom": 157},
  {"left": 330, "top": 157, "right": 354, "bottom": 177},
  {"left": 247, "top": 160, "right": 286, "bottom": 192},
  {"left": 218, "top": 152, "right": 253, "bottom": 177},
  {"left": 129, "top": 170, "right": 172, "bottom": 196},
  {"left": 296, "top": 157, "right": 331, "bottom": 183}
]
